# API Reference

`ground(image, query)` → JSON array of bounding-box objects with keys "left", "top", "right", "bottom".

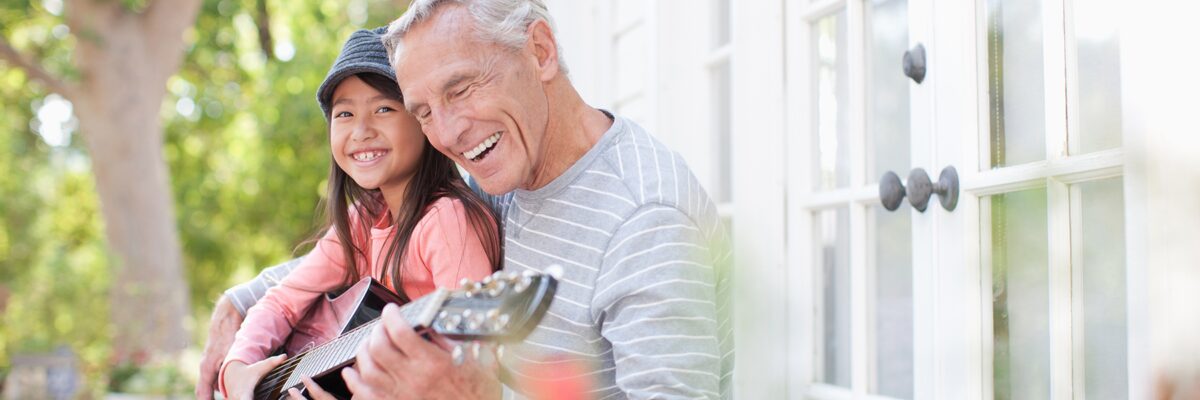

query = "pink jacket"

[{"left": 219, "top": 197, "right": 494, "bottom": 394}]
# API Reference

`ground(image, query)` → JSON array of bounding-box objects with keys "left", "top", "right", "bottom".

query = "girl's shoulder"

[{"left": 420, "top": 196, "right": 470, "bottom": 224}]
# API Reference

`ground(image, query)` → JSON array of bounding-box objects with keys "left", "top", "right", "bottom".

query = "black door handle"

[{"left": 878, "top": 166, "right": 959, "bottom": 212}]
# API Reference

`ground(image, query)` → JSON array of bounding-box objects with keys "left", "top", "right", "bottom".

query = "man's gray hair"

[{"left": 382, "top": 0, "right": 568, "bottom": 74}]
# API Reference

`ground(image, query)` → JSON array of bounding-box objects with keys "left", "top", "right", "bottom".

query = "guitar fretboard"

[{"left": 281, "top": 289, "right": 449, "bottom": 392}]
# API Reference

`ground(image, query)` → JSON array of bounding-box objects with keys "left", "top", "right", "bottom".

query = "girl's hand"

[{"left": 222, "top": 355, "right": 287, "bottom": 400}]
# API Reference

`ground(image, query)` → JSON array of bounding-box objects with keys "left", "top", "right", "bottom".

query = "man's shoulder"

[{"left": 590, "top": 117, "right": 715, "bottom": 223}]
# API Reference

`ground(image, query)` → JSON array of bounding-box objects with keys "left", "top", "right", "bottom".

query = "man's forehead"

[{"left": 396, "top": 12, "right": 497, "bottom": 95}]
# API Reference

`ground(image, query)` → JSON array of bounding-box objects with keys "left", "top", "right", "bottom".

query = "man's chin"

[{"left": 473, "top": 175, "right": 519, "bottom": 196}]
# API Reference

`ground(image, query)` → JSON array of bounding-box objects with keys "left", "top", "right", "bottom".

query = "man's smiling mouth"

[{"left": 464, "top": 132, "right": 501, "bottom": 162}]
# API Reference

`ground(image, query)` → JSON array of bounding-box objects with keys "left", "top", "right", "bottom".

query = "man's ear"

[{"left": 526, "top": 19, "right": 559, "bottom": 82}]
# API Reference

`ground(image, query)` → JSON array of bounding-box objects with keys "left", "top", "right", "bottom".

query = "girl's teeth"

[{"left": 354, "top": 151, "right": 384, "bottom": 161}]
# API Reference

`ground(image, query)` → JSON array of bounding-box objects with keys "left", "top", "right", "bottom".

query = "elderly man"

[{"left": 196, "top": 1, "right": 732, "bottom": 398}]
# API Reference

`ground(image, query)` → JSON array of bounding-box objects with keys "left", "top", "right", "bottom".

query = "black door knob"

[
  {"left": 907, "top": 166, "right": 959, "bottom": 212},
  {"left": 902, "top": 43, "right": 926, "bottom": 84},
  {"left": 879, "top": 171, "right": 907, "bottom": 211}
]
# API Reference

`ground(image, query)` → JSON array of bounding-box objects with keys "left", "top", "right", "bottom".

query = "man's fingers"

[
  {"left": 427, "top": 331, "right": 457, "bottom": 352},
  {"left": 380, "top": 304, "right": 439, "bottom": 360},
  {"left": 301, "top": 376, "right": 338, "bottom": 400},
  {"left": 365, "top": 317, "right": 408, "bottom": 368},
  {"left": 342, "top": 366, "right": 378, "bottom": 399},
  {"left": 195, "top": 361, "right": 217, "bottom": 400},
  {"left": 286, "top": 388, "right": 305, "bottom": 400}
]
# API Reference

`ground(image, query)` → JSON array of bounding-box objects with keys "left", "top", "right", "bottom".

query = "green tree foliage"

[{"left": 1, "top": 0, "right": 404, "bottom": 394}]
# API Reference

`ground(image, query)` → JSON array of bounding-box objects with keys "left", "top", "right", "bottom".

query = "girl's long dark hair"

[{"left": 317, "top": 72, "right": 502, "bottom": 304}]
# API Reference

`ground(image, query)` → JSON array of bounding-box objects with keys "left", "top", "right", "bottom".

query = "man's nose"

[{"left": 431, "top": 109, "right": 470, "bottom": 149}]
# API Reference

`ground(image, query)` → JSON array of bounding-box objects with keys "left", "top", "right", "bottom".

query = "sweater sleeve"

[
  {"left": 590, "top": 205, "right": 724, "bottom": 399},
  {"left": 223, "top": 257, "right": 303, "bottom": 316},
  {"left": 218, "top": 227, "right": 350, "bottom": 395},
  {"left": 403, "top": 197, "right": 496, "bottom": 298}
]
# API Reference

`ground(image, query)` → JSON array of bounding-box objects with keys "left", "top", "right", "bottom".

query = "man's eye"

[
  {"left": 377, "top": 106, "right": 394, "bottom": 113},
  {"left": 454, "top": 84, "right": 472, "bottom": 98},
  {"left": 335, "top": 111, "right": 352, "bottom": 118}
]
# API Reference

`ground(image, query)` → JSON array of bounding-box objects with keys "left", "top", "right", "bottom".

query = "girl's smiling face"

[{"left": 329, "top": 75, "right": 426, "bottom": 202}]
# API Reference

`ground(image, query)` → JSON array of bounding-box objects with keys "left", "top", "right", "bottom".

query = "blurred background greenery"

[{"left": 1, "top": 0, "right": 406, "bottom": 395}]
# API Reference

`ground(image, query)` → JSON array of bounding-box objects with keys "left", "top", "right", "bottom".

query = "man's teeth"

[
  {"left": 353, "top": 150, "right": 386, "bottom": 162},
  {"left": 464, "top": 133, "right": 501, "bottom": 160}
]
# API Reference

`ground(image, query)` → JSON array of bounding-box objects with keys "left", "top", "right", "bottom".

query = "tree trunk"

[{"left": 64, "top": 0, "right": 201, "bottom": 363}]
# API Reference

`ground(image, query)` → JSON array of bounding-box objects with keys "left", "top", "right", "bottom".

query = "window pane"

[
  {"left": 867, "top": 0, "right": 910, "bottom": 182},
  {"left": 986, "top": 0, "right": 1045, "bottom": 168},
  {"left": 816, "top": 208, "right": 851, "bottom": 387},
  {"left": 713, "top": 59, "right": 732, "bottom": 203},
  {"left": 989, "top": 188, "right": 1050, "bottom": 400},
  {"left": 1077, "top": 177, "right": 1128, "bottom": 399},
  {"left": 872, "top": 204, "right": 912, "bottom": 398},
  {"left": 813, "top": 12, "right": 850, "bottom": 190},
  {"left": 1074, "top": 0, "right": 1123, "bottom": 153},
  {"left": 712, "top": 0, "right": 731, "bottom": 48}
]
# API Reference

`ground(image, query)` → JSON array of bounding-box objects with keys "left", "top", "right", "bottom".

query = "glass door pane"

[
  {"left": 986, "top": 0, "right": 1046, "bottom": 168},
  {"left": 870, "top": 205, "right": 912, "bottom": 398},
  {"left": 988, "top": 188, "right": 1050, "bottom": 400},
  {"left": 814, "top": 11, "right": 850, "bottom": 190},
  {"left": 816, "top": 208, "right": 852, "bottom": 387},
  {"left": 1075, "top": 177, "right": 1128, "bottom": 399},
  {"left": 1072, "top": 0, "right": 1123, "bottom": 154}
]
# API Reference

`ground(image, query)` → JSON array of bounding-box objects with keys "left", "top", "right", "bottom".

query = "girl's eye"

[{"left": 335, "top": 111, "right": 352, "bottom": 118}]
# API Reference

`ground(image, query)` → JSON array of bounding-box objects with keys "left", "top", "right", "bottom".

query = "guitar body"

[{"left": 258, "top": 278, "right": 406, "bottom": 400}]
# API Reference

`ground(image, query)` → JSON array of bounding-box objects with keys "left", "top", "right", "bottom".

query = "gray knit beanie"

[{"left": 316, "top": 26, "right": 396, "bottom": 120}]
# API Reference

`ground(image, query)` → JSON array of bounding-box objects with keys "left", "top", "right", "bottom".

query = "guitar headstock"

[{"left": 429, "top": 268, "right": 558, "bottom": 342}]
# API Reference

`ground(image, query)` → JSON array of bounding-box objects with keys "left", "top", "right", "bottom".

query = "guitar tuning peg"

[
  {"left": 451, "top": 344, "right": 466, "bottom": 366},
  {"left": 545, "top": 264, "right": 564, "bottom": 280},
  {"left": 485, "top": 279, "right": 507, "bottom": 297},
  {"left": 464, "top": 281, "right": 484, "bottom": 298},
  {"left": 494, "top": 270, "right": 515, "bottom": 284},
  {"left": 486, "top": 311, "right": 509, "bottom": 332},
  {"left": 443, "top": 313, "right": 463, "bottom": 331},
  {"left": 459, "top": 277, "right": 473, "bottom": 289},
  {"left": 467, "top": 312, "right": 487, "bottom": 331},
  {"left": 513, "top": 277, "right": 531, "bottom": 294}
]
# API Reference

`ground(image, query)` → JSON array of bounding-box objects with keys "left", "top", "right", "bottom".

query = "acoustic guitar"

[{"left": 251, "top": 269, "right": 558, "bottom": 400}]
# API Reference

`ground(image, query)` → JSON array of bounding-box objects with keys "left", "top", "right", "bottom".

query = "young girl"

[{"left": 219, "top": 27, "right": 502, "bottom": 399}]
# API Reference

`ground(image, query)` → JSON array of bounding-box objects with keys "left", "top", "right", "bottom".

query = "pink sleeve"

[
  {"left": 403, "top": 198, "right": 496, "bottom": 297},
  {"left": 218, "top": 227, "right": 350, "bottom": 395}
]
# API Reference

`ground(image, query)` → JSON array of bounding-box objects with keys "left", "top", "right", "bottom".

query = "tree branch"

[
  {"left": 254, "top": 0, "right": 274, "bottom": 60},
  {"left": 0, "top": 38, "right": 78, "bottom": 100}
]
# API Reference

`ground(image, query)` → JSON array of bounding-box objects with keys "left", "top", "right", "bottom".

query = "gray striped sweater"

[{"left": 226, "top": 115, "right": 733, "bottom": 399}]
